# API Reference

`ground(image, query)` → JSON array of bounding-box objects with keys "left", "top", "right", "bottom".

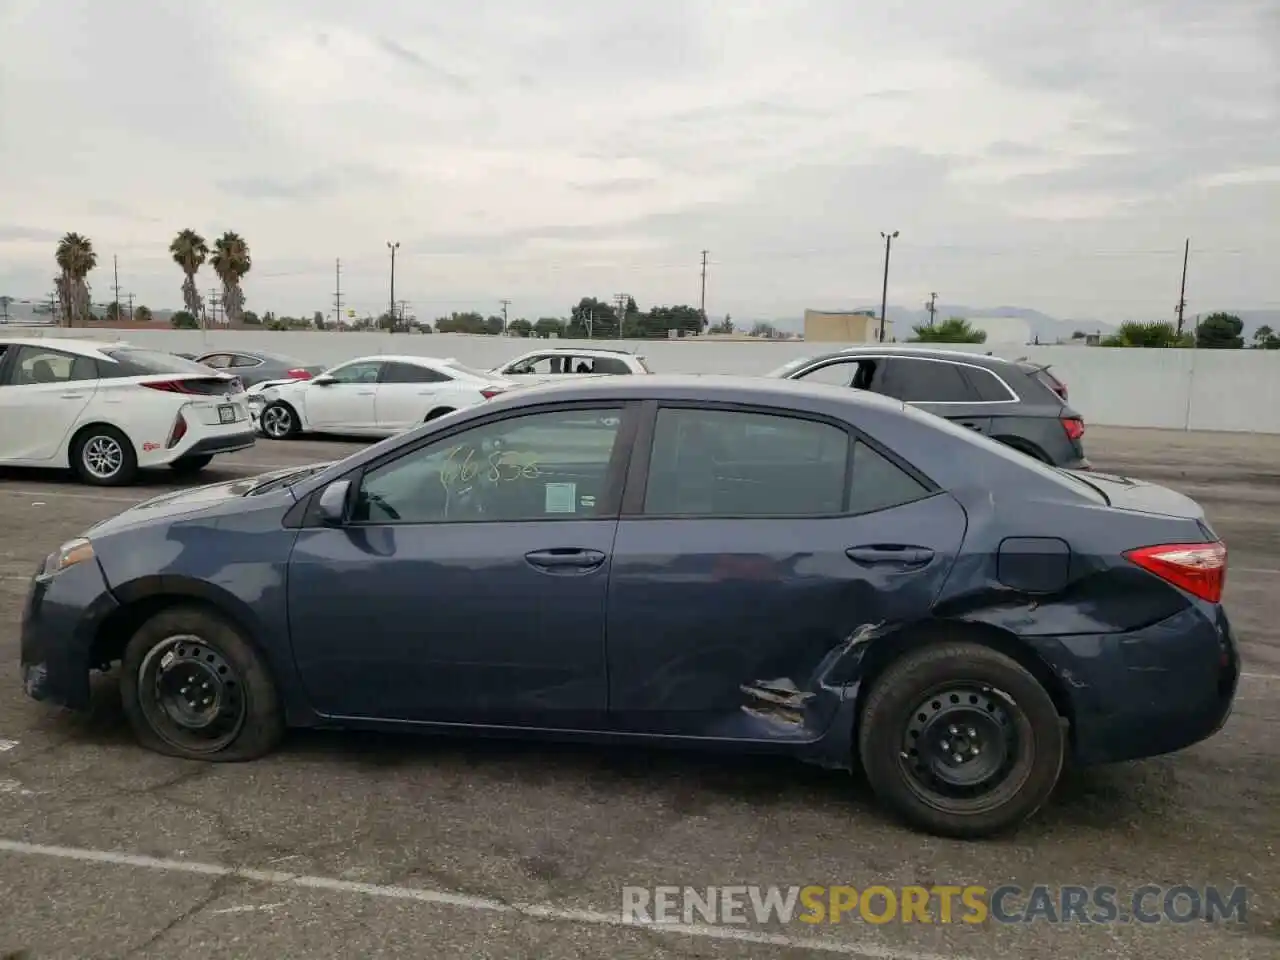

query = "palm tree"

[
  {"left": 54, "top": 233, "right": 97, "bottom": 327},
  {"left": 210, "top": 231, "right": 251, "bottom": 327},
  {"left": 169, "top": 229, "right": 209, "bottom": 325},
  {"left": 909, "top": 316, "right": 987, "bottom": 344}
]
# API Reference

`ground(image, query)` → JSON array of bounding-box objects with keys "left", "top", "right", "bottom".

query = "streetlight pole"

[
  {"left": 386, "top": 241, "right": 399, "bottom": 332},
  {"left": 879, "top": 231, "right": 898, "bottom": 343}
]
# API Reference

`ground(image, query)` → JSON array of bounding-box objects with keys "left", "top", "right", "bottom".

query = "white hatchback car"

[
  {"left": 249, "top": 355, "right": 516, "bottom": 439},
  {"left": 0, "top": 338, "right": 254, "bottom": 486},
  {"left": 490, "top": 347, "right": 651, "bottom": 385}
]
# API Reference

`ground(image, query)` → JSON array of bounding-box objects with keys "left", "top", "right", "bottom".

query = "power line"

[{"left": 333, "top": 258, "right": 343, "bottom": 326}]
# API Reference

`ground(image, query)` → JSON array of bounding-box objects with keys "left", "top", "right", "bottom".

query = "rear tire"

[
  {"left": 120, "top": 605, "right": 284, "bottom": 762},
  {"left": 169, "top": 454, "right": 214, "bottom": 476},
  {"left": 260, "top": 401, "right": 301, "bottom": 439},
  {"left": 70, "top": 425, "right": 138, "bottom": 486},
  {"left": 858, "top": 641, "right": 1065, "bottom": 839}
]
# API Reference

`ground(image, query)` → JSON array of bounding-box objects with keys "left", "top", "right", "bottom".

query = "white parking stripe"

[
  {"left": 0, "top": 488, "right": 143, "bottom": 505},
  {"left": 0, "top": 839, "right": 964, "bottom": 959}
]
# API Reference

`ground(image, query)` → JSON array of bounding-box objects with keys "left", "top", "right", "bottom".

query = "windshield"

[
  {"left": 765, "top": 356, "right": 814, "bottom": 378},
  {"left": 100, "top": 348, "right": 224, "bottom": 376}
]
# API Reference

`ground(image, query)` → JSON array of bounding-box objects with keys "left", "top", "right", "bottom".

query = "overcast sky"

[{"left": 1, "top": 0, "right": 1276, "bottom": 324}]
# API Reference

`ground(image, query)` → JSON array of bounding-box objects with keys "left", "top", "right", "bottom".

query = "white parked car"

[
  {"left": 248, "top": 355, "right": 516, "bottom": 439},
  {"left": 490, "top": 347, "right": 651, "bottom": 385},
  {"left": 0, "top": 338, "right": 254, "bottom": 486}
]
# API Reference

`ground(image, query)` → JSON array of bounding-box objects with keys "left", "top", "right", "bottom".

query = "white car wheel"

[{"left": 260, "top": 403, "right": 298, "bottom": 439}]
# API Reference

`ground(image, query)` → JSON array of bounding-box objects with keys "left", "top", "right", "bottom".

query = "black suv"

[{"left": 768, "top": 346, "right": 1089, "bottom": 468}]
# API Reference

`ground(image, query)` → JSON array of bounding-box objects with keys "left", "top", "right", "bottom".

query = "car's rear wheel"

[
  {"left": 858, "top": 641, "right": 1065, "bottom": 839},
  {"left": 120, "top": 606, "right": 284, "bottom": 761},
  {"left": 424, "top": 407, "right": 455, "bottom": 422},
  {"left": 70, "top": 425, "right": 138, "bottom": 486},
  {"left": 169, "top": 454, "right": 213, "bottom": 476},
  {"left": 260, "top": 401, "right": 300, "bottom": 439}
]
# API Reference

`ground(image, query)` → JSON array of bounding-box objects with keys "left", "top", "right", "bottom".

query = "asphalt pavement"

[{"left": 0, "top": 426, "right": 1277, "bottom": 959}]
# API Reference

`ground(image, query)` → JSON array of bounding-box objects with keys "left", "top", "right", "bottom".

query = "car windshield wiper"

[{"left": 247, "top": 465, "right": 327, "bottom": 496}]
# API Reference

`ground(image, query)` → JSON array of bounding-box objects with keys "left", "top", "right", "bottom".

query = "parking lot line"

[
  {"left": 0, "top": 487, "right": 143, "bottom": 505},
  {"left": 0, "top": 838, "right": 964, "bottom": 960}
]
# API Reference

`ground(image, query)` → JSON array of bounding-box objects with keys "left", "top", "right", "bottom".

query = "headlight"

[{"left": 42, "top": 538, "right": 94, "bottom": 577}]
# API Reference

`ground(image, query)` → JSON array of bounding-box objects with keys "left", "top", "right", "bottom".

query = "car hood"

[{"left": 86, "top": 462, "right": 333, "bottom": 537}]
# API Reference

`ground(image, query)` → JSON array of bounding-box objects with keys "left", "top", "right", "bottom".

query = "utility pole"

[
  {"left": 208, "top": 288, "right": 222, "bottom": 328},
  {"left": 586, "top": 308, "right": 593, "bottom": 339},
  {"left": 500, "top": 298, "right": 511, "bottom": 336},
  {"left": 396, "top": 300, "right": 410, "bottom": 328},
  {"left": 878, "top": 230, "right": 899, "bottom": 343},
  {"left": 1175, "top": 238, "right": 1189, "bottom": 335},
  {"left": 333, "top": 258, "right": 343, "bottom": 327},
  {"left": 112, "top": 256, "right": 121, "bottom": 321},
  {"left": 386, "top": 241, "right": 399, "bottom": 332},
  {"left": 126, "top": 292, "right": 135, "bottom": 324},
  {"left": 926, "top": 291, "right": 937, "bottom": 327},
  {"left": 613, "top": 293, "right": 629, "bottom": 337},
  {"left": 699, "top": 249, "right": 709, "bottom": 323},
  {"left": 47, "top": 290, "right": 56, "bottom": 323}
]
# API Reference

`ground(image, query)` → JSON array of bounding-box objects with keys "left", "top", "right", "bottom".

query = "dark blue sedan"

[{"left": 20, "top": 375, "right": 1238, "bottom": 838}]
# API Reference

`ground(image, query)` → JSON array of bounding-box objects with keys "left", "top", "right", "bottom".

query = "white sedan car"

[
  {"left": 490, "top": 347, "right": 651, "bottom": 385},
  {"left": 248, "top": 355, "right": 516, "bottom": 439},
  {"left": 0, "top": 338, "right": 254, "bottom": 486}
]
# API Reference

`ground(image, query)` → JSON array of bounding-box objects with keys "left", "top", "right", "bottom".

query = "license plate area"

[{"left": 218, "top": 404, "right": 237, "bottom": 424}]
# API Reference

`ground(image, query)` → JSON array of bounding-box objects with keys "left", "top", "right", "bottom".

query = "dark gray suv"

[{"left": 768, "top": 346, "right": 1089, "bottom": 468}]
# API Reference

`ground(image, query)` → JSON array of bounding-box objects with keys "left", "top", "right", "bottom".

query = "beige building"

[{"left": 803, "top": 309, "right": 886, "bottom": 343}]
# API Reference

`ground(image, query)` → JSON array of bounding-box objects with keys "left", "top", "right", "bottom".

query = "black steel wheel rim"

[
  {"left": 137, "top": 635, "right": 247, "bottom": 753},
  {"left": 899, "top": 684, "right": 1024, "bottom": 809}
]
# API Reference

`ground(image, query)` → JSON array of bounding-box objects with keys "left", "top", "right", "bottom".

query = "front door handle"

[
  {"left": 357, "top": 390, "right": 375, "bottom": 395},
  {"left": 525, "top": 548, "right": 607, "bottom": 571},
  {"left": 60, "top": 393, "right": 85, "bottom": 399},
  {"left": 845, "top": 545, "right": 935, "bottom": 568}
]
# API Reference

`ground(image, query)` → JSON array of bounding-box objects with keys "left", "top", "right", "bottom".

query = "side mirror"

[
  {"left": 312, "top": 375, "right": 336, "bottom": 386},
  {"left": 316, "top": 480, "right": 351, "bottom": 525}
]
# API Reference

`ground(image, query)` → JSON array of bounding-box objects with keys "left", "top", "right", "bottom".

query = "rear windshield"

[
  {"left": 99, "top": 348, "right": 224, "bottom": 378},
  {"left": 1017, "top": 363, "right": 1066, "bottom": 402},
  {"left": 442, "top": 362, "right": 494, "bottom": 381},
  {"left": 765, "top": 356, "right": 814, "bottom": 378}
]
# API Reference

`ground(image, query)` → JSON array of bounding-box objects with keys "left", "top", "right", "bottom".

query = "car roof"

[
  {"left": 200, "top": 348, "right": 307, "bottom": 363},
  {"left": 484, "top": 372, "right": 910, "bottom": 412},
  {"left": 0, "top": 337, "right": 122, "bottom": 358},
  {"left": 515, "top": 346, "right": 638, "bottom": 358},
  {"left": 796, "top": 345, "right": 1014, "bottom": 368}
]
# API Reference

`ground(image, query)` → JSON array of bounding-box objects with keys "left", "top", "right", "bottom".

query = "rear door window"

[
  {"left": 380, "top": 362, "right": 450, "bottom": 383},
  {"left": 965, "top": 366, "right": 1017, "bottom": 402},
  {"left": 881, "top": 358, "right": 976, "bottom": 403},
  {"left": 99, "top": 348, "right": 222, "bottom": 378}
]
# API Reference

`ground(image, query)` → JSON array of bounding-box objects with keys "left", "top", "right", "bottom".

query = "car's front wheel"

[
  {"left": 858, "top": 641, "right": 1065, "bottom": 839},
  {"left": 120, "top": 605, "right": 285, "bottom": 761},
  {"left": 70, "top": 425, "right": 138, "bottom": 486},
  {"left": 260, "top": 401, "right": 300, "bottom": 439}
]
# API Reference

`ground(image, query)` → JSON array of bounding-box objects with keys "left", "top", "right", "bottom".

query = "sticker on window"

[{"left": 544, "top": 482, "right": 577, "bottom": 513}]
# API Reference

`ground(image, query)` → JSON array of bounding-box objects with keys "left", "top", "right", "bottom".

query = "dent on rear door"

[{"left": 605, "top": 492, "right": 968, "bottom": 743}]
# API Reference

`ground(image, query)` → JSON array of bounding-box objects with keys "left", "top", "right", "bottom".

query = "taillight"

[
  {"left": 1061, "top": 417, "right": 1084, "bottom": 442},
  {"left": 286, "top": 368, "right": 313, "bottom": 380},
  {"left": 1124, "top": 541, "right": 1226, "bottom": 603},
  {"left": 480, "top": 388, "right": 504, "bottom": 400},
  {"left": 143, "top": 380, "right": 196, "bottom": 394},
  {"left": 166, "top": 412, "right": 188, "bottom": 449}
]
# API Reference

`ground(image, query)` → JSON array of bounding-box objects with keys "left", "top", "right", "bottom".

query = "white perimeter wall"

[{"left": 15, "top": 328, "right": 1280, "bottom": 434}]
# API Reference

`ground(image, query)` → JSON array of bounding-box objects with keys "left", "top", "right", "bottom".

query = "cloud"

[{"left": 0, "top": 0, "right": 1274, "bottom": 323}]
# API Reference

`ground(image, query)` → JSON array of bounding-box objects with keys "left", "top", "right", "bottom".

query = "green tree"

[
  {"left": 170, "top": 310, "right": 198, "bottom": 329},
  {"left": 533, "top": 317, "right": 566, "bottom": 338},
  {"left": 909, "top": 316, "right": 987, "bottom": 343},
  {"left": 242, "top": 310, "right": 261, "bottom": 325},
  {"left": 135, "top": 305, "right": 153, "bottom": 324},
  {"left": 436, "top": 311, "right": 486, "bottom": 333},
  {"left": 1099, "top": 321, "right": 1189, "bottom": 348},
  {"left": 508, "top": 318, "right": 533, "bottom": 337},
  {"left": 169, "top": 229, "right": 209, "bottom": 323},
  {"left": 210, "top": 231, "right": 252, "bottom": 326},
  {"left": 484, "top": 315, "right": 504, "bottom": 335},
  {"left": 567, "top": 297, "right": 617, "bottom": 338},
  {"left": 638, "top": 304, "right": 703, "bottom": 338},
  {"left": 1251, "top": 324, "right": 1280, "bottom": 349},
  {"left": 54, "top": 232, "right": 96, "bottom": 327},
  {"left": 1195, "top": 312, "right": 1244, "bottom": 349},
  {"left": 708, "top": 313, "right": 734, "bottom": 334},
  {"left": 313, "top": 310, "right": 324, "bottom": 330},
  {"left": 104, "top": 301, "right": 123, "bottom": 322}
]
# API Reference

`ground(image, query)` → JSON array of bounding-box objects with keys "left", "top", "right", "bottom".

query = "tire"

[
  {"left": 858, "top": 641, "right": 1065, "bottom": 839},
  {"left": 424, "top": 407, "right": 456, "bottom": 422},
  {"left": 260, "top": 401, "right": 300, "bottom": 439},
  {"left": 120, "top": 605, "right": 284, "bottom": 762},
  {"left": 70, "top": 425, "right": 138, "bottom": 486},
  {"left": 169, "top": 454, "right": 214, "bottom": 476}
]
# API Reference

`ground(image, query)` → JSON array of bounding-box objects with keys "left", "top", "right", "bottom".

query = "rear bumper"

[
  {"left": 184, "top": 431, "right": 257, "bottom": 457},
  {"left": 20, "top": 558, "right": 120, "bottom": 711},
  {"left": 1028, "top": 604, "right": 1238, "bottom": 765}
]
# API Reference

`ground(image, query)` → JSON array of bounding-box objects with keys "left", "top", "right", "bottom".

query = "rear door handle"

[
  {"left": 845, "top": 545, "right": 935, "bottom": 568},
  {"left": 357, "top": 390, "right": 375, "bottom": 396},
  {"left": 525, "top": 548, "right": 607, "bottom": 571},
  {"left": 61, "top": 393, "right": 85, "bottom": 399}
]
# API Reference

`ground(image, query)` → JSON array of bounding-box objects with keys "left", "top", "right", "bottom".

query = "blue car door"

[
  {"left": 287, "top": 403, "right": 638, "bottom": 728},
  {"left": 605, "top": 402, "right": 967, "bottom": 742}
]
